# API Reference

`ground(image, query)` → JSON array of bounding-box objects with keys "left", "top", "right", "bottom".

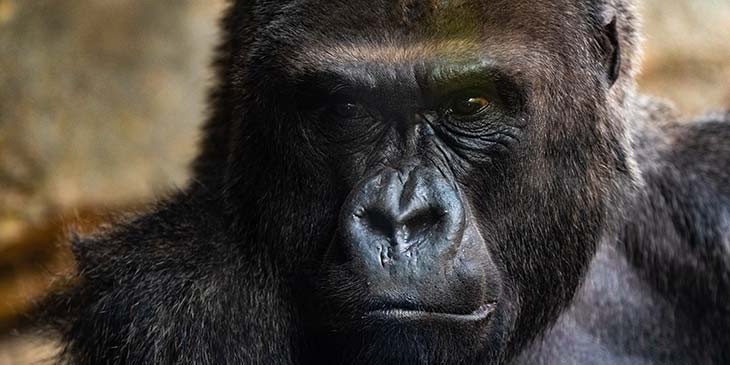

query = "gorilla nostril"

[
  {"left": 402, "top": 207, "right": 445, "bottom": 240},
  {"left": 360, "top": 206, "right": 446, "bottom": 245},
  {"left": 361, "top": 208, "right": 396, "bottom": 239}
]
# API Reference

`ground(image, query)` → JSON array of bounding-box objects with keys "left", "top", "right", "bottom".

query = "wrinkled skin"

[{"left": 43, "top": 0, "right": 730, "bottom": 364}]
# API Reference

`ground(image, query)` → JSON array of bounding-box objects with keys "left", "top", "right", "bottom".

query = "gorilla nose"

[
  {"left": 358, "top": 204, "right": 445, "bottom": 259},
  {"left": 339, "top": 166, "right": 466, "bottom": 273}
]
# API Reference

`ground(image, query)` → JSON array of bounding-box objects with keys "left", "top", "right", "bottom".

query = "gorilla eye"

[
  {"left": 450, "top": 95, "right": 490, "bottom": 116},
  {"left": 330, "top": 101, "right": 369, "bottom": 119}
]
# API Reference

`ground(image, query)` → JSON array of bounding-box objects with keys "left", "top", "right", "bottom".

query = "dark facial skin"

[{"left": 219, "top": 1, "right": 626, "bottom": 363}]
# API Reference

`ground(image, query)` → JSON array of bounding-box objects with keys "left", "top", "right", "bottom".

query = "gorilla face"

[{"left": 225, "top": 0, "right": 627, "bottom": 362}]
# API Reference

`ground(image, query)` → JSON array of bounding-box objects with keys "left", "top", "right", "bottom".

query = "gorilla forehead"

[
  {"left": 235, "top": 0, "right": 632, "bottom": 69},
  {"left": 258, "top": 0, "right": 588, "bottom": 32},
  {"left": 247, "top": 0, "right": 596, "bottom": 80},
  {"left": 275, "top": 39, "right": 556, "bottom": 92}
]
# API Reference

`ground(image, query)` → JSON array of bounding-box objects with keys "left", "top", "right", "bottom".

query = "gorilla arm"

[{"left": 43, "top": 193, "right": 297, "bottom": 365}]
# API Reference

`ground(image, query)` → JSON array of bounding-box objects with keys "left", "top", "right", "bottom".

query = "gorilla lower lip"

[{"left": 367, "top": 303, "right": 496, "bottom": 323}]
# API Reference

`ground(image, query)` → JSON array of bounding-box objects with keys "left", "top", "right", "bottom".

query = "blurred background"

[{"left": 0, "top": 0, "right": 728, "bottom": 363}]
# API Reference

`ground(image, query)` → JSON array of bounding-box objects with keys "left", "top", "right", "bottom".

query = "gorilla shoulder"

[
  {"left": 627, "top": 110, "right": 730, "bottom": 306},
  {"left": 522, "top": 110, "right": 730, "bottom": 364}
]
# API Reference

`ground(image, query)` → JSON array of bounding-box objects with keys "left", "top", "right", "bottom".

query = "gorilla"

[{"left": 43, "top": 0, "right": 730, "bottom": 364}]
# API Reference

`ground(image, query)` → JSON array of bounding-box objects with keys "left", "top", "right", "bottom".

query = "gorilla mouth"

[{"left": 365, "top": 302, "right": 496, "bottom": 323}]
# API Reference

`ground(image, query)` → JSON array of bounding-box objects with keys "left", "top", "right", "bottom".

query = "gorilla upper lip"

[{"left": 366, "top": 302, "right": 496, "bottom": 323}]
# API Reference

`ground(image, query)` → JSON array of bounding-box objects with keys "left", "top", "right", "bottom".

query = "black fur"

[{"left": 42, "top": 0, "right": 730, "bottom": 364}]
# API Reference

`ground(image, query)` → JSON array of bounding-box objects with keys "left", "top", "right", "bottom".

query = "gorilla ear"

[{"left": 600, "top": 16, "right": 622, "bottom": 87}]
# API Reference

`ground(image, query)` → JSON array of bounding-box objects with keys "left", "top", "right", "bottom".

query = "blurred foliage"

[{"left": 0, "top": 0, "right": 728, "bottom": 363}]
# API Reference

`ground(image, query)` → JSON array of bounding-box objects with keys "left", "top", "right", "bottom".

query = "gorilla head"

[{"left": 190, "top": 0, "right": 639, "bottom": 363}]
